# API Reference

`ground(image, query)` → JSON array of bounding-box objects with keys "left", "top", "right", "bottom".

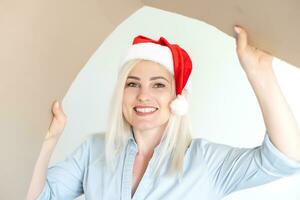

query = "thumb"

[
  {"left": 234, "top": 25, "right": 248, "bottom": 52},
  {"left": 52, "top": 100, "right": 66, "bottom": 119}
]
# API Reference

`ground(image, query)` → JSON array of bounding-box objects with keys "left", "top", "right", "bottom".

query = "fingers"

[
  {"left": 234, "top": 25, "right": 248, "bottom": 52},
  {"left": 51, "top": 100, "right": 59, "bottom": 114},
  {"left": 52, "top": 100, "right": 66, "bottom": 120}
]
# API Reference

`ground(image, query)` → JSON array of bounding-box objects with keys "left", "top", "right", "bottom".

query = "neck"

[{"left": 132, "top": 124, "right": 166, "bottom": 158}]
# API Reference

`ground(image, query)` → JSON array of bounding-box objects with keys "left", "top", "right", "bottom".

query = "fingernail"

[
  {"left": 55, "top": 101, "right": 59, "bottom": 108},
  {"left": 234, "top": 26, "right": 240, "bottom": 34}
]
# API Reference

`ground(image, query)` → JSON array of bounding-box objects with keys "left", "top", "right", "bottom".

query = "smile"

[{"left": 133, "top": 106, "right": 158, "bottom": 115}]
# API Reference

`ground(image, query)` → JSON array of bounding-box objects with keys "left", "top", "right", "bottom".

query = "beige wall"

[
  {"left": 143, "top": 0, "right": 300, "bottom": 68},
  {"left": 0, "top": 1, "right": 142, "bottom": 199}
]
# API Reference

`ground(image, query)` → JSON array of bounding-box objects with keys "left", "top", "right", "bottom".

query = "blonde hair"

[{"left": 105, "top": 59, "right": 192, "bottom": 177}]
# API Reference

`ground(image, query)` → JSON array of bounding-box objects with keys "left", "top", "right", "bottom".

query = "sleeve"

[
  {"left": 36, "top": 137, "right": 91, "bottom": 200},
  {"left": 203, "top": 130, "right": 300, "bottom": 197}
]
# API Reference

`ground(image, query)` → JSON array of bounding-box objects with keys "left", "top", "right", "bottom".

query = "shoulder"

[
  {"left": 190, "top": 137, "right": 233, "bottom": 152},
  {"left": 86, "top": 132, "right": 106, "bottom": 147},
  {"left": 189, "top": 137, "right": 237, "bottom": 161},
  {"left": 81, "top": 132, "right": 106, "bottom": 163}
]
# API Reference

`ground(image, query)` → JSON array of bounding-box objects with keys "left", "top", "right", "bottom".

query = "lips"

[{"left": 133, "top": 106, "right": 158, "bottom": 115}]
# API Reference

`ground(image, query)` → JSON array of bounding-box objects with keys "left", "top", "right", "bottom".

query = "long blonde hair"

[{"left": 104, "top": 59, "right": 192, "bottom": 177}]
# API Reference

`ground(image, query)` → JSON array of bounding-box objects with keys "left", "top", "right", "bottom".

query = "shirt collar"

[{"left": 127, "top": 129, "right": 163, "bottom": 155}]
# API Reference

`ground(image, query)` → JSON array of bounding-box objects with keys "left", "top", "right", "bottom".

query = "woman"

[{"left": 27, "top": 26, "right": 300, "bottom": 200}]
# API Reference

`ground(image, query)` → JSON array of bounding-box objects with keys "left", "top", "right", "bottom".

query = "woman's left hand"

[{"left": 234, "top": 25, "right": 274, "bottom": 77}]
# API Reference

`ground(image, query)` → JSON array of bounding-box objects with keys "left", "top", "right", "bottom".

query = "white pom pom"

[{"left": 170, "top": 95, "right": 189, "bottom": 116}]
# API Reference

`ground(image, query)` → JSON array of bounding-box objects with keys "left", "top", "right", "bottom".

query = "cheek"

[
  {"left": 154, "top": 87, "right": 175, "bottom": 108},
  {"left": 158, "top": 94, "right": 173, "bottom": 109},
  {"left": 122, "top": 98, "right": 131, "bottom": 123},
  {"left": 122, "top": 90, "right": 136, "bottom": 114},
  {"left": 123, "top": 89, "right": 136, "bottom": 103}
]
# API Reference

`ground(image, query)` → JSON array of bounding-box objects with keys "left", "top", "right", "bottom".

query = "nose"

[{"left": 137, "top": 87, "right": 150, "bottom": 103}]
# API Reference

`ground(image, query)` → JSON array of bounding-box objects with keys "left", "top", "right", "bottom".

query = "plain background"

[{"left": 1, "top": 3, "right": 300, "bottom": 200}]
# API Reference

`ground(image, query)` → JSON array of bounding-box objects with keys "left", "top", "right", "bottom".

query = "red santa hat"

[{"left": 121, "top": 35, "right": 193, "bottom": 116}]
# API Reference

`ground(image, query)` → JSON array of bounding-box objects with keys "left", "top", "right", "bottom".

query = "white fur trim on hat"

[
  {"left": 122, "top": 43, "right": 173, "bottom": 72},
  {"left": 121, "top": 42, "right": 192, "bottom": 93}
]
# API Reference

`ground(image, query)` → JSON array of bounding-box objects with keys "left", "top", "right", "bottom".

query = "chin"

[
  {"left": 132, "top": 121, "right": 168, "bottom": 132},
  {"left": 132, "top": 124, "right": 155, "bottom": 131}
]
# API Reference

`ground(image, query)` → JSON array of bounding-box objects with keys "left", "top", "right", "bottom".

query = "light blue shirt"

[{"left": 37, "top": 131, "right": 300, "bottom": 200}]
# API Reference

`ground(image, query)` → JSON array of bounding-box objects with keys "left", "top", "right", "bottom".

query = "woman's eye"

[
  {"left": 153, "top": 83, "right": 165, "bottom": 88},
  {"left": 127, "top": 82, "right": 139, "bottom": 87}
]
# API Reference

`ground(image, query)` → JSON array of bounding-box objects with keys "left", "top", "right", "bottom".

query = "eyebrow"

[{"left": 127, "top": 76, "right": 169, "bottom": 83}]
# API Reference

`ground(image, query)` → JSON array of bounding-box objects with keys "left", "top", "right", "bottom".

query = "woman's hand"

[
  {"left": 234, "top": 25, "right": 274, "bottom": 77},
  {"left": 45, "top": 100, "right": 67, "bottom": 140}
]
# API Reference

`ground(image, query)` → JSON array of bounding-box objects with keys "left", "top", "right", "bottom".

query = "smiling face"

[{"left": 122, "top": 60, "right": 176, "bottom": 132}]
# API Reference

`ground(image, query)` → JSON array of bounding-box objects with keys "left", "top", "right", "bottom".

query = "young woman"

[{"left": 27, "top": 26, "right": 300, "bottom": 200}]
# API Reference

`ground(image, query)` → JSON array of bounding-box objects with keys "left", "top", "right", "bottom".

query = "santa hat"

[{"left": 121, "top": 35, "right": 192, "bottom": 116}]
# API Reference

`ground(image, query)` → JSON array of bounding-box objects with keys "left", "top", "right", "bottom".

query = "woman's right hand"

[{"left": 45, "top": 100, "right": 67, "bottom": 140}]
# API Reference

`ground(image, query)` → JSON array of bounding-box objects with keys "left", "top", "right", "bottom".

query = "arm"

[
  {"left": 203, "top": 132, "right": 300, "bottom": 197},
  {"left": 26, "top": 135, "right": 59, "bottom": 200},
  {"left": 234, "top": 25, "right": 300, "bottom": 161},
  {"left": 26, "top": 101, "right": 67, "bottom": 200},
  {"left": 202, "top": 26, "right": 300, "bottom": 197},
  {"left": 33, "top": 136, "right": 90, "bottom": 200},
  {"left": 247, "top": 64, "right": 300, "bottom": 161}
]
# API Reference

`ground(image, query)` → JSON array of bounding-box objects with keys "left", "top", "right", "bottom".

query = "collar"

[{"left": 127, "top": 130, "right": 163, "bottom": 155}]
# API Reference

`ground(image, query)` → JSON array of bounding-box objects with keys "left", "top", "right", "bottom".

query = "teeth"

[{"left": 135, "top": 107, "right": 157, "bottom": 113}]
